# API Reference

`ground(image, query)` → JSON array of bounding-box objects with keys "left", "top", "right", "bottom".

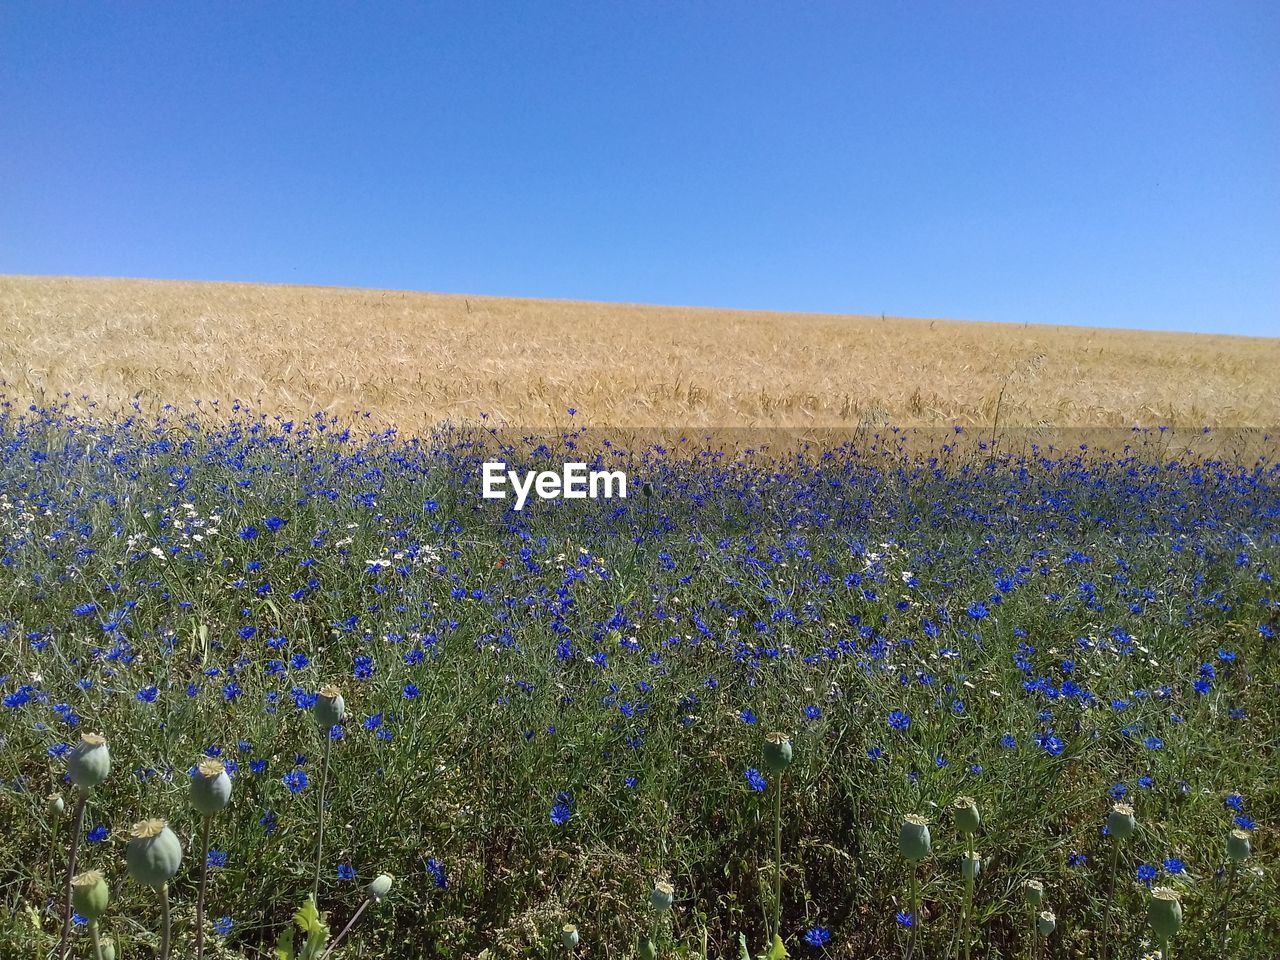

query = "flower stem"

[
  {"left": 904, "top": 866, "right": 919, "bottom": 960},
  {"left": 48, "top": 815, "right": 61, "bottom": 896},
  {"left": 160, "top": 882, "right": 172, "bottom": 960},
  {"left": 1217, "top": 861, "right": 1237, "bottom": 954},
  {"left": 313, "top": 735, "right": 332, "bottom": 904},
  {"left": 1100, "top": 842, "right": 1119, "bottom": 960},
  {"left": 56, "top": 790, "right": 88, "bottom": 960},
  {"left": 195, "top": 815, "right": 212, "bottom": 960},
  {"left": 961, "top": 859, "right": 973, "bottom": 960},
  {"left": 319, "top": 897, "right": 370, "bottom": 960},
  {"left": 772, "top": 774, "right": 783, "bottom": 944},
  {"left": 90, "top": 919, "right": 105, "bottom": 960}
]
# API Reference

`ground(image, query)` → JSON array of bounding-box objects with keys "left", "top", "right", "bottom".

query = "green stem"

[
  {"left": 90, "top": 919, "right": 105, "bottom": 960},
  {"left": 1217, "top": 862, "right": 1237, "bottom": 954},
  {"left": 196, "top": 815, "right": 212, "bottom": 960},
  {"left": 772, "top": 775, "right": 783, "bottom": 944},
  {"left": 48, "top": 816, "right": 61, "bottom": 896},
  {"left": 56, "top": 790, "right": 88, "bottom": 960},
  {"left": 319, "top": 897, "right": 370, "bottom": 960},
  {"left": 313, "top": 735, "right": 332, "bottom": 903},
  {"left": 961, "top": 873, "right": 973, "bottom": 960},
  {"left": 160, "top": 882, "right": 172, "bottom": 960},
  {"left": 1100, "top": 843, "right": 1119, "bottom": 960},
  {"left": 1026, "top": 901, "right": 1035, "bottom": 960},
  {"left": 904, "top": 867, "right": 919, "bottom": 960}
]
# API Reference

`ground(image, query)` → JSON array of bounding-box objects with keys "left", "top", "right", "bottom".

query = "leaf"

[
  {"left": 294, "top": 896, "right": 326, "bottom": 936},
  {"left": 274, "top": 926, "right": 296, "bottom": 960},
  {"left": 765, "top": 934, "right": 789, "bottom": 960},
  {"left": 738, "top": 933, "right": 752, "bottom": 960}
]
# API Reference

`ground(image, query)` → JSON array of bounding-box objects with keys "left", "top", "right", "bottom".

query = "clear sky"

[{"left": 2, "top": 2, "right": 1276, "bottom": 336}]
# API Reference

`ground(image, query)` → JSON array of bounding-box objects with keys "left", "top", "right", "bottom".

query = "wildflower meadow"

[{"left": 0, "top": 400, "right": 1275, "bottom": 958}]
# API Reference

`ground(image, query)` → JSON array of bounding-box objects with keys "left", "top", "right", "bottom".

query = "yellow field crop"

[{"left": 2, "top": 275, "right": 1276, "bottom": 433}]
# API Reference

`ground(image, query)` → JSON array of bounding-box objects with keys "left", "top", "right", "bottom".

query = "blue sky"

[{"left": 2, "top": 2, "right": 1276, "bottom": 336}]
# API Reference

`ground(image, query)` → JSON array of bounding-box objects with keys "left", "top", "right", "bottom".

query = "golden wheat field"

[{"left": 1, "top": 275, "right": 1276, "bottom": 435}]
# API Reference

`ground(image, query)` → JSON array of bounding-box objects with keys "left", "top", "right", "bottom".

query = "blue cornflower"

[
  {"left": 239, "top": 526, "right": 258, "bottom": 540},
  {"left": 212, "top": 916, "right": 233, "bottom": 936},
  {"left": 136, "top": 686, "right": 158, "bottom": 703},
  {"left": 1163, "top": 858, "right": 1185, "bottom": 875},
  {"left": 86, "top": 826, "right": 109, "bottom": 843},
  {"left": 550, "top": 791, "right": 573, "bottom": 827},
  {"left": 803, "top": 704, "right": 822, "bottom": 721},
  {"left": 888, "top": 710, "right": 910, "bottom": 731},
  {"left": 426, "top": 857, "right": 448, "bottom": 889},
  {"left": 745, "top": 768, "right": 768, "bottom": 792},
  {"left": 739, "top": 708, "right": 758, "bottom": 725},
  {"left": 207, "top": 849, "right": 228, "bottom": 868},
  {"left": 803, "top": 926, "right": 831, "bottom": 947},
  {"left": 1136, "top": 864, "right": 1157, "bottom": 887},
  {"left": 282, "top": 769, "right": 308, "bottom": 794},
  {"left": 895, "top": 911, "right": 914, "bottom": 928},
  {"left": 72, "top": 603, "right": 96, "bottom": 617},
  {"left": 402, "top": 683, "right": 420, "bottom": 699},
  {"left": 337, "top": 864, "right": 356, "bottom": 881}
]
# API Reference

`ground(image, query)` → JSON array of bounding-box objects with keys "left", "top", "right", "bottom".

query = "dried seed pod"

[
  {"left": 67, "top": 733, "right": 111, "bottom": 790},
  {"left": 899, "top": 815, "right": 932, "bottom": 862},
  {"left": 125, "top": 818, "right": 183, "bottom": 888},
  {"left": 650, "top": 879, "right": 675, "bottom": 913},
  {"left": 190, "top": 759, "right": 233, "bottom": 815},
  {"left": 1106, "top": 803, "right": 1137, "bottom": 841},
  {"left": 366, "top": 873, "right": 394, "bottom": 901},
  {"left": 71, "top": 870, "right": 109, "bottom": 920},
  {"left": 48, "top": 793, "right": 65, "bottom": 817},
  {"left": 637, "top": 935, "right": 657, "bottom": 960},
  {"left": 315, "top": 685, "right": 346, "bottom": 729},
  {"left": 561, "top": 924, "right": 580, "bottom": 949},
  {"left": 961, "top": 851, "right": 981, "bottom": 880},
  {"left": 1227, "top": 828, "right": 1251, "bottom": 863},
  {"left": 1147, "top": 887, "right": 1182, "bottom": 941},
  {"left": 763, "top": 732, "right": 794, "bottom": 774},
  {"left": 1023, "top": 879, "right": 1044, "bottom": 905},
  {"left": 1036, "top": 910, "right": 1056, "bottom": 937},
  {"left": 953, "top": 796, "right": 981, "bottom": 835}
]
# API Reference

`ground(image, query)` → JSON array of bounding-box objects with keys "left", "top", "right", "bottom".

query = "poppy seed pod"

[
  {"left": 899, "top": 815, "right": 932, "bottom": 862},
  {"left": 100, "top": 939, "right": 116, "bottom": 960},
  {"left": 1106, "top": 803, "right": 1137, "bottom": 841},
  {"left": 953, "top": 796, "right": 981, "bottom": 835},
  {"left": 48, "top": 793, "right": 65, "bottom": 818},
  {"left": 637, "top": 935, "right": 657, "bottom": 960},
  {"left": 561, "top": 924, "right": 580, "bottom": 949},
  {"left": 315, "top": 685, "right": 346, "bottom": 729},
  {"left": 650, "top": 879, "right": 675, "bottom": 913},
  {"left": 366, "top": 873, "right": 394, "bottom": 901},
  {"left": 190, "top": 758, "right": 233, "bottom": 815},
  {"left": 1023, "top": 879, "right": 1044, "bottom": 905},
  {"left": 1036, "top": 910, "right": 1056, "bottom": 937},
  {"left": 71, "top": 870, "right": 110, "bottom": 920},
  {"left": 961, "top": 851, "right": 981, "bottom": 880},
  {"left": 1147, "top": 887, "right": 1182, "bottom": 941},
  {"left": 1227, "top": 828, "right": 1251, "bottom": 862},
  {"left": 67, "top": 733, "right": 111, "bottom": 790},
  {"left": 125, "top": 818, "right": 183, "bottom": 888},
  {"left": 763, "top": 732, "right": 794, "bottom": 774}
]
